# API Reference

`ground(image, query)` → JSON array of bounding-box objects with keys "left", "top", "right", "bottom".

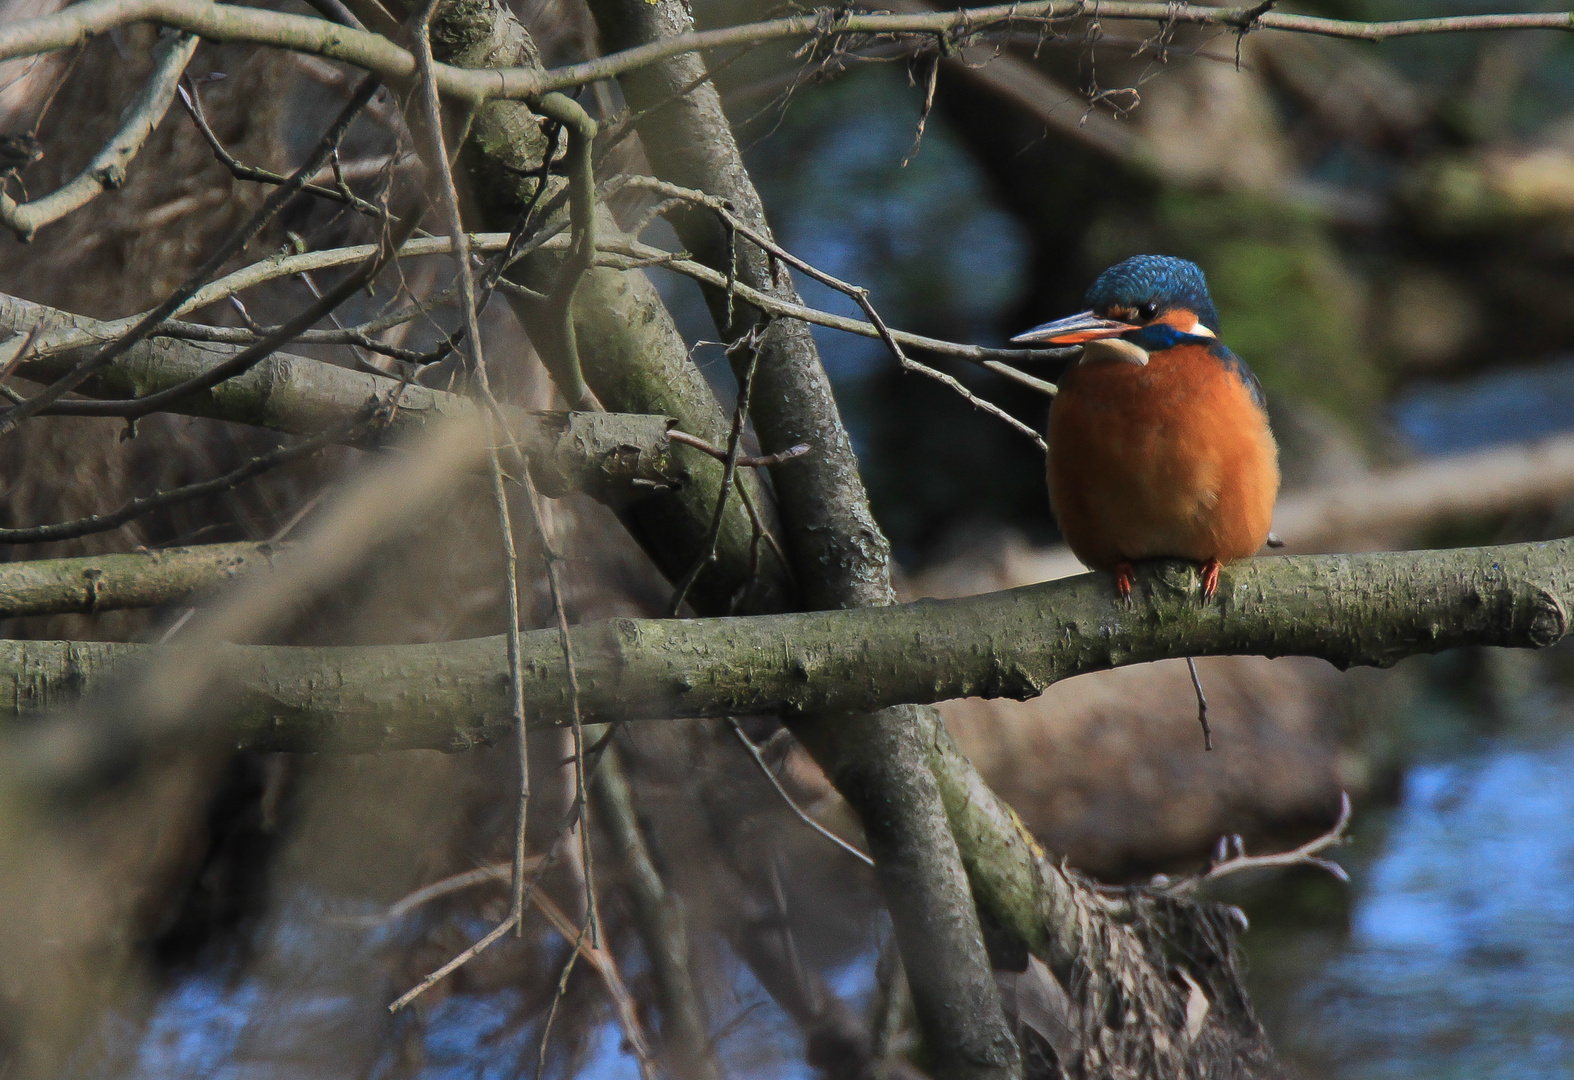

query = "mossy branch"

[
  {"left": 4, "top": 541, "right": 1564, "bottom": 750},
  {"left": 585, "top": 4, "right": 1020, "bottom": 1073},
  {"left": 0, "top": 293, "right": 682, "bottom": 504},
  {"left": 0, "top": 543, "right": 279, "bottom": 618}
]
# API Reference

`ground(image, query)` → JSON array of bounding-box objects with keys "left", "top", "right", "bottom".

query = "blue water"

[
  {"left": 1392, "top": 354, "right": 1574, "bottom": 455},
  {"left": 106, "top": 690, "right": 1574, "bottom": 1078},
  {"left": 1275, "top": 728, "right": 1574, "bottom": 1079}
]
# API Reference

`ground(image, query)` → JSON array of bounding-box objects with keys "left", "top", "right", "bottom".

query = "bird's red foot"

[
  {"left": 1200, "top": 558, "right": 1221, "bottom": 601},
  {"left": 1114, "top": 561, "right": 1135, "bottom": 600}
]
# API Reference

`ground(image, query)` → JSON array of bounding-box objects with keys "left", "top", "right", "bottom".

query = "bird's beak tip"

[{"left": 1011, "top": 311, "right": 1132, "bottom": 346}]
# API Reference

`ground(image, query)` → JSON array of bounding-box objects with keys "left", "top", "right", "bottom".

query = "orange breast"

[{"left": 1047, "top": 345, "right": 1279, "bottom": 571}]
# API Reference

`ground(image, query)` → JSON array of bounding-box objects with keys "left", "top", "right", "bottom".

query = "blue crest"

[{"left": 1086, "top": 255, "right": 1220, "bottom": 333}]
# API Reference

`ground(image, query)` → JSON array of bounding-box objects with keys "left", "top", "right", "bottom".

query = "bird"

[{"left": 1012, "top": 255, "right": 1279, "bottom": 603}]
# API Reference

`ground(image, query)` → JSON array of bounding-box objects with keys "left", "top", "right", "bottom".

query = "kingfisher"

[{"left": 1013, "top": 255, "right": 1280, "bottom": 602}]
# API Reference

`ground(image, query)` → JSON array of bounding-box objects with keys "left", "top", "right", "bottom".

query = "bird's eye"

[{"left": 1137, "top": 303, "right": 1157, "bottom": 321}]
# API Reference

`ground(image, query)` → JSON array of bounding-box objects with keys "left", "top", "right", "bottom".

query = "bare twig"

[
  {"left": 388, "top": 914, "right": 519, "bottom": 1012},
  {"left": 1160, "top": 791, "right": 1353, "bottom": 896},
  {"left": 387, "top": 768, "right": 609, "bottom": 1014},
  {"left": 296, "top": 267, "right": 400, "bottom": 376},
  {"left": 0, "top": 73, "right": 380, "bottom": 435},
  {"left": 152, "top": 318, "right": 430, "bottom": 365},
  {"left": 601, "top": 178, "right": 1051, "bottom": 446},
  {"left": 495, "top": 454, "right": 532, "bottom": 935},
  {"left": 1186, "top": 656, "right": 1211, "bottom": 752},
  {"left": 670, "top": 324, "right": 767, "bottom": 615},
  {"left": 476, "top": 120, "right": 560, "bottom": 305},
  {"left": 542, "top": 3, "right": 1574, "bottom": 92},
  {"left": 0, "top": 414, "right": 366, "bottom": 544},
  {"left": 531, "top": 888, "right": 657, "bottom": 1080},
  {"left": 518, "top": 478, "right": 600, "bottom": 949},
  {"left": 667, "top": 428, "right": 812, "bottom": 468},
  {"left": 44, "top": 207, "right": 421, "bottom": 419},
  {"left": 0, "top": 29, "right": 198, "bottom": 240},
  {"left": 534, "top": 916, "right": 588, "bottom": 1080},
  {"left": 981, "top": 359, "right": 1058, "bottom": 397},
  {"left": 176, "top": 74, "right": 387, "bottom": 219},
  {"left": 328, "top": 862, "right": 513, "bottom": 927},
  {"left": 901, "top": 46, "right": 940, "bottom": 167},
  {"left": 729, "top": 720, "right": 873, "bottom": 868},
  {"left": 29, "top": 231, "right": 1060, "bottom": 372}
]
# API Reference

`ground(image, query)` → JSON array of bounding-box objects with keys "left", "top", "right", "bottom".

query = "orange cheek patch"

[{"left": 1154, "top": 308, "right": 1200, "bottom": 332}]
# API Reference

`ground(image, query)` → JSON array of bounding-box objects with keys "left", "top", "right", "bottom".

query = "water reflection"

[
  {"left": 1393, "top": 354, "right": 1574, "bottom": 455},
  {"left": 1269, "top": 726, "right": 1574, "bottom": 1078}
]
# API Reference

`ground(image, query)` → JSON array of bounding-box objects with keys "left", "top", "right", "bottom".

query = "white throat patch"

[{"left": 1081, "top": 337, "right": 1150, "bottom": 367}]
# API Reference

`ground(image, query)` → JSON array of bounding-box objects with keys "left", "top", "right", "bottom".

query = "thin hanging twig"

[
  {"left": 670, "top": 320, "right": 768, "bottom": 616},
  {"left": 406, "top": 0, "right": 537, "bottom": 946},
  {"left": 1186, "top": 656, "right": 1212, "bottom": 751},
  {"left": 729, "top": 720, "right": 873, "bottom": 868}
]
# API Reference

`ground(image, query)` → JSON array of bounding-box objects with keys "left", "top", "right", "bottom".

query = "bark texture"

[
  {"left": 583, "top": 5, "right": 1023, "bottom": 1074},
  {"left": 425, "top": 0, "right": 793, "bottom": 616},
  {"left": 1, "top": 292, "right": 682, "bottom": 504},
  {"left": 5, "top": 541, "right": 1564, "bottom": 751},
  {"left": 0, "top": 543, "right": 275, "bottom": 618}
]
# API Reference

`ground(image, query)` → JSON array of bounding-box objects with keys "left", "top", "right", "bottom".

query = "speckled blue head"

[{"left": 1087, "top": 255, "right": 1220, "bottom": 333}]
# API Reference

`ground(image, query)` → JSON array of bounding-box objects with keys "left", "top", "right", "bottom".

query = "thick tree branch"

[
  {"left": 0, "top": 294, "right": 682, "bottom": 504},
  {"left": 425, "top": 0, "right": 794, "bottom": 619},
  {"left": 588, "top": 6, "right": 1021, "bottom": 1076},
  {"left": 0, "top": 543, "right": 278, "bottom": 618},
  {"left": 5, "top": 540, "right": 1562, "bottom": 750}
]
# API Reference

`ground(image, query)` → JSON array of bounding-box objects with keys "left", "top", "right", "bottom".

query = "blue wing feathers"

[{"left": 1212, "top": 344, "right": 1267, "bottom": 411}]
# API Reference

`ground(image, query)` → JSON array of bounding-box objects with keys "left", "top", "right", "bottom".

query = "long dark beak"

[{"left": 1010, "top": 311, "right": 1133, "bottom": 345}]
